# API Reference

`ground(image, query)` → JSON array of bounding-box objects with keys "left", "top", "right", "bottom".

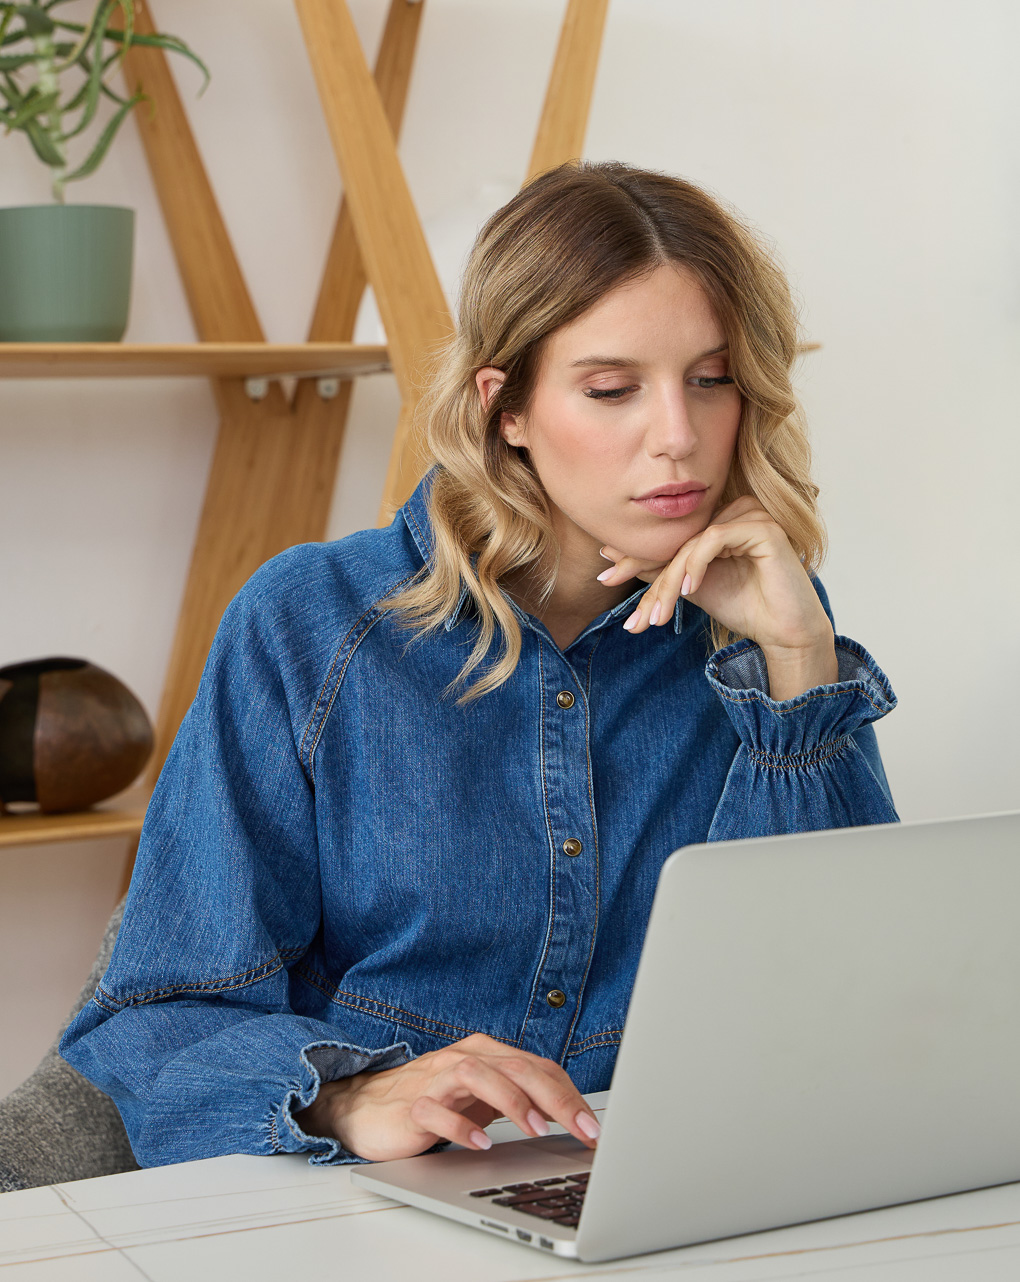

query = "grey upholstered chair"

[{"left": 0, "top": 895, "right": 139, "bottom": 1193}]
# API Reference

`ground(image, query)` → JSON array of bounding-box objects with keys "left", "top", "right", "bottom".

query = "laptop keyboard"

[{"left": 468, "top": 1172, "right": 589, "bottom": 1228}]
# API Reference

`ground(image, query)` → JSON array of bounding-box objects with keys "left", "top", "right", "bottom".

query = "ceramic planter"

[
  {"left": 0, "top": 204, "right": 134, "bottom": 342},
  {"left": 0, "top": 656, "right": 153, "bottom": 813}
]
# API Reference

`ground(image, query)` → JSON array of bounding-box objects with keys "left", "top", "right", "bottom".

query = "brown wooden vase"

[{"left": 0, "top": 657, "right": 153, "bottom": 813}]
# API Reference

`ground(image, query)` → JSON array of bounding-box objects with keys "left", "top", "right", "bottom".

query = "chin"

[{"left": 628, "top": 524, "right": 702, "bottom": 563}]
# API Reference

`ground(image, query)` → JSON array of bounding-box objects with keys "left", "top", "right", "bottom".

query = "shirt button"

[
  {"left": 562, "top": 838, "right": 583, "bottom": 857},
  {"left": 556, "top": 690, "right": 575, "bottom": 708},
  {"left": 546, "top": 989, "right": 567, "bottom": 1008}
]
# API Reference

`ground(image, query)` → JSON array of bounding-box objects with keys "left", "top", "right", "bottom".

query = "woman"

[{"left": 60, "top": 161, "right": 898, "bottom": 1170}]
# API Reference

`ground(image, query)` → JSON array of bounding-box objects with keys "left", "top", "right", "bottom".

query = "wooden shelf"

[
  {"left": 0, "top": 341, "right": 817, "bottom": 380},
  {"left": 0, "top": 787, "right": 150, "bottom": 849},
  {"left": 0, "top": 342, "right": 390, "bottom": 380}
]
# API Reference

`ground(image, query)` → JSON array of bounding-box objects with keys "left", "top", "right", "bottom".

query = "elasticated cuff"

[
  {"left": 269, "top": 1038, "right": 413, "bottom": 1165},
  {"left": 705, "top": 634, "right": 897, "bottom": 759}
]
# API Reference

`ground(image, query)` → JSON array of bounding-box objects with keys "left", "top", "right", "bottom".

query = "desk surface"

[{"left": 4, "top": 1092, "right": 1020, "bottom": 1280}]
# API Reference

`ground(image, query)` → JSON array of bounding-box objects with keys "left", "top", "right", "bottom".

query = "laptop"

[{"left": 352, "top": 809, "right": 1020, "bottom": 1263}]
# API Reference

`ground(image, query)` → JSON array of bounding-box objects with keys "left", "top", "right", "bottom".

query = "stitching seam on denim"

[
  {"left": 709, "top": 640, "right": 892, "bottom": 715},
  {"left": 297, "top": 569, "right": 418, "bottom": 775},
  {"left": 746, "top": 735, "right": 854, "bottom": 769},
  {"left": 293, "top": 966, "right": 517, "bottom": 1044},
  {"left": 95, "top": 954, "right": 286, "bottom": 1008},
  {"left": 713, "top": 682, "right": 890, "bottom": 716},
  {"left": 559, "top": 636, "right": 604, "bottom": 1061},
  {"left": 300, "top": 571, "right": 419, "bottom": 783},
  {"left": 518, "top": 637, "right": 559, "bottom": 1044},
  {"left": 327, "top": 993, "right": 518, "bottom": 1050},
  {"left": 404, "top": 504, "right": 432, "bottom": 565},
  {"left": 300, "top": 570, "right": 419, "bottom": 779},
  {"left": 269, "top": 1113, "right": 281, "bottom": 1153},
  {"left": 567, "top": 1030, "right": 623, "bottom": 1055},
  {"left": 584, "top": 631, "right": 603, "bottom": 704},
  {"left": 281, "top": 1093, "right": 323, "bottom": 1146}
]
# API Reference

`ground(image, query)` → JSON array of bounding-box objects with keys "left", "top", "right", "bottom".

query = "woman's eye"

[
  {"left": 584, "top": 386, "right": 635, "bottom": 400},
  {"left": 690, "top": 376, "right": 735, "bottom": 390}
]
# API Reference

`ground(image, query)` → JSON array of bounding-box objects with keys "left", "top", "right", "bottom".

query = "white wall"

[{"left": 1, "top": 0, "right": 1017, "bottom": 1096}]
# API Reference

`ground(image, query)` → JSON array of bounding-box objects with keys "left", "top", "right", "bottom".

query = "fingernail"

[
  {"left": 648, "top": 600, "right": 661, "bottom": 625},
  {"left": 596, "top": 568, "right": 614, "bottom": 582},
  {"left": 526, "top": 1109, "right": 549, "bottom": 1137},
  {"left": 622, "top": 609, "right": 640, "bottom": 631},
  {"left": 681, "top": 573, "right": 692, "bottom": 597},
  {"left": 470, "top": 1129, "right": 492, "bottom": 1149},
  {"left": 599, "top": 547, "right": 612, "bottom": 560},
  {"left": 576, "top": 1112, "right": 601, "bottom": 1140}
]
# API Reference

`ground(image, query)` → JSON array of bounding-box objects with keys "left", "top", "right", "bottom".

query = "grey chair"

[{"left": 0, "top": 895, "right": 140, "bottom": 1193}]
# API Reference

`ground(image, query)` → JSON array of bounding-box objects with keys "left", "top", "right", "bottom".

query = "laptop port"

[
  {"left": 539, "top": 1236, "right": 554, "bottom": 1250},
  {"left": 516, "top": 1229, "right": 532, "bottom": 1242}
]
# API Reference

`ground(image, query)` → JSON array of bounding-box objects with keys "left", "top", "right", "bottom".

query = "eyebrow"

[{"left": 569, "top": 343, "right": 728, "bottom": 368}]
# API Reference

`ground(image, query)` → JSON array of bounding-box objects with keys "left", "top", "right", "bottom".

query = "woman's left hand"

[{"left": 598, "top": 494, "right": 834, "bottom": 654}]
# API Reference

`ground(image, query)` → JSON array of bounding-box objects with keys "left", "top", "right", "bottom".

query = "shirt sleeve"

[
  {"left": 703, "top": 574, "right": 899, "bottom": 841},
  {"left": 58, "top": 554, "right": 413, "bottom": 1169}
]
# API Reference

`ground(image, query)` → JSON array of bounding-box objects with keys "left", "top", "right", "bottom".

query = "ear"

[{"left": 475, "top": 366, "right": 527, "bottom": 449}]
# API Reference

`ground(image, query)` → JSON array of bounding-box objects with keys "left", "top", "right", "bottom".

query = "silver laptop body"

[{"left": 352, "top": 809, "right": 1020, "bottom": 1263}]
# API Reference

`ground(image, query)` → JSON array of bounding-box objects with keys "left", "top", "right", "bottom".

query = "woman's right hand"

[{"left": 294, "top": 1032, "right": 601, "bottom": 1162}]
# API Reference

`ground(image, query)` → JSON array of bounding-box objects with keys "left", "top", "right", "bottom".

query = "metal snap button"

[
  {"left": 562, "top": 837, "right": 582, "bottom": 857},
  {"left": 546, "top": 989, "right": 567, "bottom": 1008},
  {"left": 556, "top": 690, "right": 575, "bottom": 708}
]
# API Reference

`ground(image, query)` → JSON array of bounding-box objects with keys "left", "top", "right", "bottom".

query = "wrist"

[
  {"left": 761, "top": 635, "right": 838, "bottom": 701},
  {"left": 293, "top": 1076, "right": 356, "bottom": 1144}
]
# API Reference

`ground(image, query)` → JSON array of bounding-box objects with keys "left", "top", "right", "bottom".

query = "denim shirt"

[{"left": 59, "top": 465, "right": 899, "bottom": 1170}]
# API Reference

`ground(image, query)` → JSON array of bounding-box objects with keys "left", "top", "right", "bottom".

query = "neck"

[{"left": 502, "top": 516, "right": 637, "bottom": 640}]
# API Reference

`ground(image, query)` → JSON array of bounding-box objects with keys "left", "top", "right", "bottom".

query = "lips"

[
  {"left": 635, "top": 482, "right": 707, "bottom": 500},
  {"left": 634, "top": 489, "right": 707, "bottom": 518}
]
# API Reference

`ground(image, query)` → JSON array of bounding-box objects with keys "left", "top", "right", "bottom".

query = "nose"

[{"left": 644, "top": 382, "right": 697, "bottom": 461}]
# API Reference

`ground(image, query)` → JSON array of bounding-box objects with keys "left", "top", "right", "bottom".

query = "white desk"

[{"left": 5, "top": 1092, "right": 1020, "bottom": 1280}]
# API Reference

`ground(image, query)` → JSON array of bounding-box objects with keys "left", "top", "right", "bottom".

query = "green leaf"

[
  {"left": 58, "top": 5, "right": 109, "bottom": 136},
  {"left": 76, "top": 45, "right": 130, "bottom": 108},
  {"left": 24, "top": 114, "right": 63, "bottom": 164},
  {"left": 60, "top": 51, "right": 129, "bottom": 138},
  {"left": 57, "top": 1, "right": 131, "bottom": 141},
  {"left": 0, "top": 51, "right": 45, "bottom": 69},
  {"left": 61, "top": 85, "right": 141, "bottom": 183},
  {"left": 3, "top": 83, "right": 56, "bottom": 129},
  {"left": 50, "top": 0, "right": 106, "bottom": 72},
  {"left": 96, "top": 28, "right": 211, "bottom": 95},
  {"left": 14, "top": 5, "right": 54, "bottom": 37},
  {"left": 58, "top": 52, "right": 93, "bottom": 113},
  {"left": 57, "top": 53, "right": 97, "bottom": 135},
  {"left": 97, "top": 77, "right": 129, "bottom": 107}
]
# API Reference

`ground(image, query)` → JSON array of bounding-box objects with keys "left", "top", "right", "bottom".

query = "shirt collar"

[{"left": 400, "top": 465, "right": 685, "bottom": 637}]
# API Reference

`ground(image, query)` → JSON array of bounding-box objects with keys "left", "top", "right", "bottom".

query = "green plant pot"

[{"left": 0, "top": 204, "right": 135, "bottom": 342}]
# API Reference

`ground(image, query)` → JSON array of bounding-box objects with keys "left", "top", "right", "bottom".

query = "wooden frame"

[{"left": 0, "top": 0, "right": 611, "bottom": 865}]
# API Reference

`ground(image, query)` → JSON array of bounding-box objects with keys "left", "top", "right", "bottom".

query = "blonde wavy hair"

[{"left": 378, "top": 160, "right": 826, "bottom": 706}]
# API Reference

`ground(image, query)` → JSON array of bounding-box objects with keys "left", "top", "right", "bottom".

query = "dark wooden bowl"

[{"left": 0, "top": 657, "right": 153, "bottom": 813}]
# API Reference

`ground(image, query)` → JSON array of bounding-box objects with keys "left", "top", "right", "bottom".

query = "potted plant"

[{"left": 0, "top": 0, "right": 209, "bottom": 341}]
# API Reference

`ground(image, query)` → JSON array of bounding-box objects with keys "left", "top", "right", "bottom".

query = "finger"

[
  {"left": 597, "top": 552, "right": 668, "bottom": 586},
  {"left": 624, "top": 526, "right": 720, "bottom": 632},
  {"left": 492, "top": 1055, "right": 601, "bottom": 1150},
  {"left": 409, "top": 1095, "right": 493, "bottom": 1151},
  {"left": 622, "top": 550, "right": 693, "bottom": 631},
  {"left": 709, "top": 494, "right": 765, "bottom": 523},
  {"left": 438, "top": 1056, "right": 550, "bottom": 1139}
]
